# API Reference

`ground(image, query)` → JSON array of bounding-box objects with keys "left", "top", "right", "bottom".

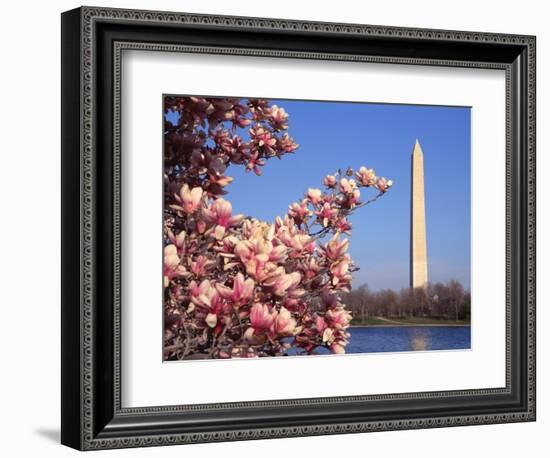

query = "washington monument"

[{"left": 410, "top": 139, "right": 428, "bottom": 289}]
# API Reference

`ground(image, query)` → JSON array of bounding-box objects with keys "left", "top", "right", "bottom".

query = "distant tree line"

[{"left": 340, "top": 280, "right": 470, "bottom": 324}]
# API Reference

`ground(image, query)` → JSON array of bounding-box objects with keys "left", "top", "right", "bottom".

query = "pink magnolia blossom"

[
  {"left": 338, "top": 178, "right": 361, "bottom": 208},
  {"left": 306, "top": 187, "right": 323, "bottom": 204},
  {"left": 248, "top": 234, "right": 288, "bottom": 264},
  {"left": 321, "top": 235, "right": 350, "bottom": 262},
  {"left": 234, "top": 227, "right": 289, "bottom": 282},
  {"left": 326, "top": 307, "right": 352, "bottom": 330},
  {"left": 172, "top": 184, "right": 203, "bottom": 214},
  {"left": 167, "top": 229, "right": 186, "bottom": 255},
  {"left": 315, "top": 202, "right": 337, "bottom": 227},
  {"left": 348, "top": 189, "right": 361, "bottom": 208},
  {"left": 207, "top": 172, "right": 234, "bottom": 188},
  {"left": 272, "top": 307, "right": 297, "bottom": 336},
  {"left": 356, "top": 166, "right": 377, "bottom": 186},
  {"left": 163, "top": 244, "right": 188, "bottom": 287},
  {"left": 323, "top": 174, "right": 337, "bottom": 188},
  {"left": 216, "top": 273, "right": 256, "bottom": 307},
  {"left": 277, "top": 134, "right": 299, "bottom": 154},
  {"left": 249, "top": 303, "right": 275, "bottom": 332},
  {"left": 339, "top": 178, "right": 357, "bottom": 194},
  {"left": 248, "top": 99, "right": 270, "bottom": 122},
  {"left": 375, "top": 177, "right": 393, "bottom": 193},
  {"left": 288, "top": 200, "right": 311, "bottom": 224},
  {"left": 322, "top": 327, "right": 336, "bottom": 344},
  {"left": 249, "top": 125, "right": 277, "bottom": 156},
  {"left": 315, "top": 316, "right": 328, "bottom": 333},
  {"left": 211, "top": 127, "right": 230, "bottom": 146},
  {"left": 277, "top": 231, "right": 315, "bottom": 258},
  {"left": 203, "top": 198, "right": 243, "bottom": 239},
  {"left": 330, "top": 259, "right": 350, "bottom": 282},
  {"left": 245, "top": 152, "right": 266, "bottom": 175},
  {"left": 205, "top": 313, "right": 218, "bottom": 328},
  {"left": 188, "top": 279, "right": 217, "bottom": 309},
  {"left": 300, "top": 258, "right": 321, "bottom": 281},
  {"left": 334, "top": 217, "right": 352, "bottom": 234},
  {"left": 229, "top": 109, "right": 251, "bottom": 129},
  {"left": 222, "top": 135, "right": 248, "bottom": 162},
  {"left": 235, "top": 252, "right": 274, "bottom": 282},
  {"left": 269, "top": 105, "right": 289, "bottom": 131},
  {"left": 188, "top": 279, "right": 230, "bottom": 329},
  {"left": 264, "top": 270, "right": 302, "bottom": 297},
  {"left": 190, "top": 255, "right": 214, "bottom": 276}
]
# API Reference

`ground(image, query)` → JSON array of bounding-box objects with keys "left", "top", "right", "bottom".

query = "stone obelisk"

[{"left": 410, "top": 139, "right": 428, "bottom": 289}]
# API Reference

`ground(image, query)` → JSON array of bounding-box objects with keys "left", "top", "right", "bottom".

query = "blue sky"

[{"left": 168, "top": 98, "right": 471, "bottom": 291}]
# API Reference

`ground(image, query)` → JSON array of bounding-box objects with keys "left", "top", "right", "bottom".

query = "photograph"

[
  {"left": 163, "top": 95, "right": 471, "bottom": 360},
  {"left": 55, "top": 3, "right": 537, "bottom": 452}
]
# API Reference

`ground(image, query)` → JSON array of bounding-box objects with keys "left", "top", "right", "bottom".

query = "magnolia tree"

[{"left": 163, "top": 96, "right": 392, "bottom": 359}]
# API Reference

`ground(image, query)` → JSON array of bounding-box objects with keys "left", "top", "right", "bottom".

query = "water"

[
  {"left": 345, "top": 326, "right": 471, "bottom": 354},
  {"left": 283, "top": 325, "right": 470, "bottom": 356}
]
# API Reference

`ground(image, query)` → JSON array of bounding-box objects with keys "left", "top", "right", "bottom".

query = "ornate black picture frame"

[{"left": 61, "top": 6, "right": 536, "bottom": 450}]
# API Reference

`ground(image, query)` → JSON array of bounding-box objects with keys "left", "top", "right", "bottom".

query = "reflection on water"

[
  {"left": 410, "top": 328, "right": 429, "bottom": 351},
  {"left": 344, "top": 326, "right": 471, "bottom": 354}
]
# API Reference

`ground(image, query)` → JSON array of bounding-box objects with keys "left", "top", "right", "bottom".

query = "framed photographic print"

[{"left": 61, "top": 6, "right": 536, "bottom": 450}]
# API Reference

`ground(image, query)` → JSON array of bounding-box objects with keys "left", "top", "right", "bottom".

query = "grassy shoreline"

[{"left": 350, "top": 317, "right": 470, "bottom": 327}]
